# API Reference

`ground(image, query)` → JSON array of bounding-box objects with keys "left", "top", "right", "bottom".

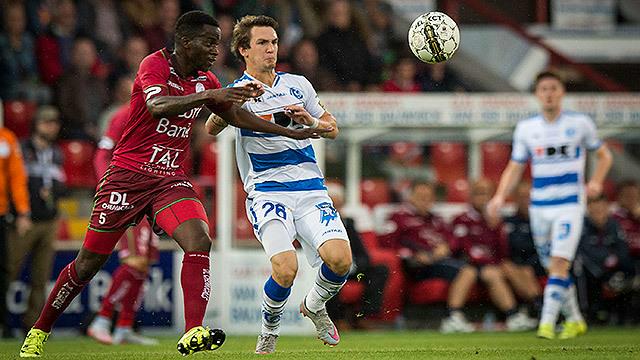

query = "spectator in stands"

[
  {"left": 289, "top": 38, "right": 340, "bottom": 92},
  {"left": 109, "top": 36, "right": 149, "bottom": 88},
  {"left": 612, "top": 180, "right": 640, "bottom": 264},
  {"left": 0, "top": 1, "right": 39, "bottom": 101},
  {"left": 451, "top": 179, "right": 536, "bottom": 331},
  {"left": 8, "top": 106, "right": 65, "bottom": 333},
  {"left": 143, "top": 0, "right": 180, "bottom": 51},
  {"left": 380, "top": 181, "right": 478, "bottom": 333},
  {"left": 76, "top": 0, "right": 129, "bottom": 60},
  {"left": 316, "top": 0, "right": 380, "bottom": 91},
  {"left": 98, "top": 76, "right": 134, "bottom": 137},
  {"left": 55, "top": 37, "right": 108, "bottom": 140},
  {"left": 418, "top": 63, "right": 466, "bottom": 92},
  {"left": 326, "top": 183, "right": 389, "bottom": 329},
  {"left": 611, "top": 180, "right": 640, "bottom": 322},
  {"left": 382, "top": 57, "right": 422, "bottom": 93},
  {"left": 577, "top": 194, "right": 635, "bottom": 324},
  {"left": 501, "top": 182, "right": 544, "bottom": 317},
  {"left": 363, "top": 0, "right": 402, "bottom": 70},
  {"left": 380, "top": 142, "right": 433, "bottom": 201},
  {"left": 0, "top": 122, "right": 31, "bottom": 338},
  {"left": 36, "top": 0, "right": 80, "bottom": 85}
]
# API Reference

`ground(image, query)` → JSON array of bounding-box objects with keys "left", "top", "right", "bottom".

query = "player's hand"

[
  {"left": 284, "top": 105, "right": 315, "bottom": 126},
  {"left": 208, "top": 82, "right": 264, "bottom": 104},
  {"left": 16, "top": 214, "right": 32, "bottom": 236},
  {"left": 486, "top": 195, "right": 504, "bottom": 223},
  {"left": 586, "top": 180, "right": 603, "bottom": 198},
  {"left": 284, "top": 127, "right": 333, "bottom": 140}
]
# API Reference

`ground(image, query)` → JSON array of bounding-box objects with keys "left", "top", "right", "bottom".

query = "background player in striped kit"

[
  {"left": 487, "top": 71, "right": 613, "bottom": 339},
  {"left": 207, "top": 15, "right": 350, "bottom": 354}
]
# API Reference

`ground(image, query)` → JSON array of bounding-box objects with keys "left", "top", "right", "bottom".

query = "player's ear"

[{"left": 181, "top": 36, "right": 190, "bottom": 49}]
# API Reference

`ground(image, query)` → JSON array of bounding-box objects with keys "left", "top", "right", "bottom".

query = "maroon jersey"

[
  {"left": 451, "top": 208, "right": 507, "bottom": 265},
  {"left": 612, "top": 207, "right": 640, "bottom": 257},
  {"left": 379, "top": 204, "right": 453, "bottom": 254},
  {"left": 95, "top": 104, "right": 130, "bottom": 178},
  {"left": 111, "top": 48, "right": 222, "bottom": 177}
]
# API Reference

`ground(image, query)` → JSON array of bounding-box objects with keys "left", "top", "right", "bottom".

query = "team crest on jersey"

[
  {"left": 195, "top": 83, "right": 205, "bottom": 93},
  {"left": 316, "top": 202, "right": 338, "bottom": 226},
  {"left": 565, "top": 127, "right": 576, "bottom": 137},
  {"left": 289, "top": 87, "right": 303, "bottom": 100}
]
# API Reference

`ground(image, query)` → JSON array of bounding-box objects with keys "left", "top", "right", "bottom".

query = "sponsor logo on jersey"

[
  {"left": 167, "top": 80, "right": 184, "bottom": 91},
  {"left": 148, "top": 144, "right": 183, "bottom": 170},
  {"left": 195, "top": 83, "right": 205, "bottom": 93},
  {"left": 156, "top": 118, "right": 192, "bottom": 138},
  {"left": 534, "top": 143, "right": 577, "bottom": 159}
]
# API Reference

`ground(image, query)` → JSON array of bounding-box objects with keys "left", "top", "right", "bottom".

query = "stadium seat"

[
  {"left": 431, "top": 142, "right": 467, "bottom": 183},
  {"left": 481, "top": 142, "right": 511, "bottom": 183},
  {"left": 198, "top": 140, "right": 218, "bottom": 186},
  {"left": 3, "top": 100, "right": 37, "bottom": 139},
  {"left": 445, "top": 178, "right": 470, "bottom": 203},
  {"left": 361, "top": 179, "right": 391, "bottom": 208},
  {"left": 59, "top": 140, "right": 97, "bottom": 188}
]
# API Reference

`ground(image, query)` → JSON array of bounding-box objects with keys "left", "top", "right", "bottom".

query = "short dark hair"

[
  {"left": 534, "top": 70, "right": 565, "bottom": 90},
  {"left": 231, "top": 15, "right": 279, "bottom": 63},
  {"left": 175, "top": 11, "right": 219, "bottom": 40},
  {"left": 617, "top": 179, "right": 639, "bottom": 193}
]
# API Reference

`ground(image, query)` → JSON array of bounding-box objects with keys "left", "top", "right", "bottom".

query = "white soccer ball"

[{"left": 408, "top": 11, "right": 460, "bottom": 64}]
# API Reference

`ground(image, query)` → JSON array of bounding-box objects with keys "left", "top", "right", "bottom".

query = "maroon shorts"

[
  {"left": 89, "top": 166, "right": 205, "bottom": 235},
  {"left": 117, "top": 219, "right": 159, "bottom": 262}
]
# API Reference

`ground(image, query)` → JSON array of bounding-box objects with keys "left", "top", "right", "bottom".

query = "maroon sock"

[
  {"left": 115, "top": 265, "right": 146, "bottom": 328},
  {"left": 33, "top": 260, "right": 89, "bottom": 332},
  {"left": 181, "top": 252, "right": 211, "bottom": 331}
]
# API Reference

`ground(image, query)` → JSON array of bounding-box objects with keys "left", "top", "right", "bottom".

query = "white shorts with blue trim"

[
  {"left": 529, "top": 204, "right": 585, "bottom": 266},
  {"left": 245, "top": 190, "right": 349, "bottom": 267}
]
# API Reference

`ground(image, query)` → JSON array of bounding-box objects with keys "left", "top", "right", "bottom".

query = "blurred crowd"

[
  {"left": 325, "top": 178, "right": 640, "bottom": 331},
  {"left": 0, "top": 0, "right": 466, "bottom": 142}
]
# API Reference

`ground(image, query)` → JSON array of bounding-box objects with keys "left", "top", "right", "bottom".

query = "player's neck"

[
  {"left": 171, "top": 51, "right": 198, "bottom": 78},
  {"left": 247, "top": 67, "right": 276, "bottom": 87},
  {"left": 542, "top": 109, "right": 561, "bottom": 123}
]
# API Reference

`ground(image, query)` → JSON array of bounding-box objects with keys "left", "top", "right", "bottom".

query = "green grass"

[{"left": 1, "top": 327, "right": 639, "bottom": 359}]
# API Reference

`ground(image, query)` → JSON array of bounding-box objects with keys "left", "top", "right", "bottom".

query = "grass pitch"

[{"left": 1, "top": 327, "right": 638, "bottom": 359}]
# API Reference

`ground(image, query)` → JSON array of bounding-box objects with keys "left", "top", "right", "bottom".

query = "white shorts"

[
  {"left": 529, "top": 204, "right": 585, "bottom": 267},
  {"left": 246, "top": 190, "right": 349, "bottom": 267}
]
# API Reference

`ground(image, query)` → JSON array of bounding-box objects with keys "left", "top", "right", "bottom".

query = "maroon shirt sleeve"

[
  {"left": 94, "top": 105, "right": 129, "bottom": 178},
  {"left": 138, "top": 54, "right": 170, "bottom": 101},
  {"left": 378, "top": 212, "right": 404, "bottom": 250}
]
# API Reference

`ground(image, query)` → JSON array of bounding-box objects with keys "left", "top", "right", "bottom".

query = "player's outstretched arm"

[
  {"left": 217, "top": 105, "right": 332, "bottom": 140},
  {"left": 284, "top": 105, "right": 339, "bottom": 139},
  {"left": 586, "top": 143, "right": 613, "bottom": 198},
  {"left": 146, "top": 85, "right": 263, "bottom": 118}
]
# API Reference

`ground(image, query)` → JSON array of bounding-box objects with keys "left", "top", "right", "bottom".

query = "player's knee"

[
  {"left": 480, "top": 266, "right": 503, "bottom": 283},
  {"left": 548, "top": 256, "right": 570, "bottom": 277},
  {"left": 271, "top": 254, "right": 298, "bottom": 287},
  {"left": 459, "top": 265, "right": 478, "bottom": 279},
  {"left": 326, "top": 254, "right": 352, "bottom": 277}
]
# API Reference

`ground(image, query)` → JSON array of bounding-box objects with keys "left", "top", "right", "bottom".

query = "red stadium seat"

[
  {"left": 198, "top": 140, "right": 218, "bottom": 186},
  {"left": 60, "top": 140, "right": 97, "bottom": 188},
  {"left": 445, "top": 178, "right": 470, "bottom": 203},
  {"left": 481, "top": 142, "right": 511, "bottom": 183},
  {"left": 431, "top": 142, "right": 467, "bottom": 183},
  {"left": 361, "top": 179, "right": 391, "bottom": 208},
  {"left": 3, "top": 100, "right": 37, "bottom": 139}
]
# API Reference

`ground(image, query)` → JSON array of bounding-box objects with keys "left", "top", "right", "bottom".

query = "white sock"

[
  {"left": 304, "top": 263, "right": 347, "bottom": 313},
  {"left": 561, "top": 284, "right": 584, "bottom": 323},
  {"left": 91, "top": 315, "right": 111, "bottom": 330},
  {"left": 540, "top": 276, "right": 570, "bottom": 325}
]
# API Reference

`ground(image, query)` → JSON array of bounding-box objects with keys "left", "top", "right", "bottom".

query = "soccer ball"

[{"left": 408, "top": 11, "right": 460, "bottom": 64}]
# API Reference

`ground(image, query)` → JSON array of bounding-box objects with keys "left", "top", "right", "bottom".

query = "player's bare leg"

[
  {"left": 441, "top": 265, "right": 477, "bottom": 333},
  {"left": 171, "top": 218, "right": 225, "bottom": 355},
  {"left": 301, "top": 239, "right": 351, "bottom": 346},
  {"left": 480, "top": 265, "right": 536, "bottom": 331}
]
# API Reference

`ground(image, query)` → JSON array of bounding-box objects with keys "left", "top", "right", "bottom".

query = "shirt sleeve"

[
  {"left": 511, "top": 122, "right": 529, "bottom": 163},
  {"left": 138, "top": 54, "right": 169, "bottom": 101},
  {"left": 7, "top": 132, "right": 30, "bottom": 215},
  {"left": 300, "top": 76, "right": 326, "bottom": 119},
  {"left": 582, "top": 115, "right": 602, "bottom": 150}
]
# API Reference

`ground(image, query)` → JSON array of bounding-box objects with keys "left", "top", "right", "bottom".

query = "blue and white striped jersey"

[
  {"left": 511, "top": 111, "right": 601, "bottom": 208},
  {"left": 231, "top": 71, "right": 327, "bottom": 197}
]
